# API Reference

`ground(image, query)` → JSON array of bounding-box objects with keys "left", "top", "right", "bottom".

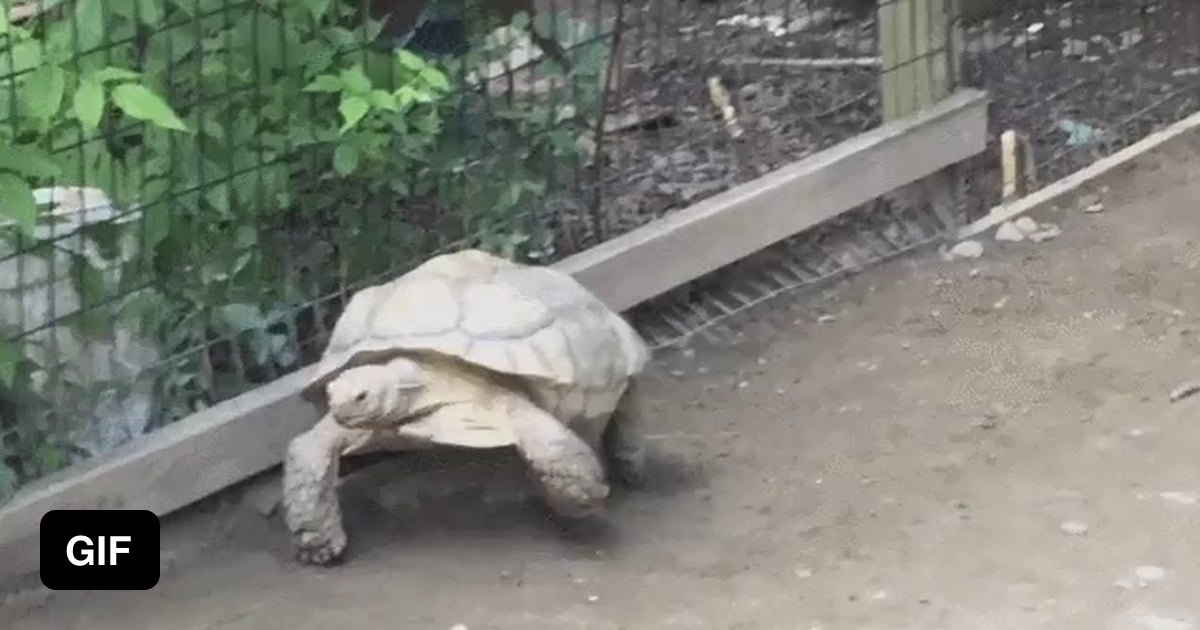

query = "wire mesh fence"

[
  {"left": 1, "top": 0, "right": 1195, "bottom": 504},
  {"left": 955, "top": 0, "right": 1200, "bottom": 217},
  {"left": 0, "top": 0, "right": 889, "bottom": 501}
]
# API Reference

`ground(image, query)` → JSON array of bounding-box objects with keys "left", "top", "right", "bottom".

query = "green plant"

[
  {"left": 0, "top": 0, "right": 454, "bottom": 497},
  {"left": 426, "top": 10, "right": 609, "bottom": 261},
  {"left": 0, "top": 0, "right": 609, "bottom": 504}
]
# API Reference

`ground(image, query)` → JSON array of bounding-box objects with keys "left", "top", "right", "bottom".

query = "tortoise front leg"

[
  {"left": 282, "top": 414, "right": 370, "bottom": 566},
  {"left": 501, "top": 395, "right": 611, "bottom": 518}
]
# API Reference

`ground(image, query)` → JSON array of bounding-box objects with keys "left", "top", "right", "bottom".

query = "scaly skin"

[
  {"left": 602, "top": 378, "right": 649, "bottom": 488},
  {"left": 282, "top": 415, "right": 360, "bottom": 566},
  {"left": 498, "top": 392, "right": 612, "bottom": 517}
]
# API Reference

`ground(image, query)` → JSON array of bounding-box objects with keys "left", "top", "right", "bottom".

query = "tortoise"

[{"left": 281, "top": 248, "right": 652, "bottom": 565}]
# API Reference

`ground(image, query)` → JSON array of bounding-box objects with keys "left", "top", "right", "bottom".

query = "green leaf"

[
  {"left": 218, "top": 303, "right": 267, "bottom": 333},
  {"left": 136, "top": 0, "right": 164, "bottom": 26},
  {"left": 302, "top": 0, "right": 331, "bottom": 20},
  {"left": 111, "top": 83, "right": 190, "bottom": 132},
  {"left": 0, "top": 339, "right": 22, "bottom": 388},
  {"left": 303, "top": 74, "right": 342, "bottom": 93},
  {"left": 0, "top": 143, "right": 62, "bottom": 180},
  {"left": 91, "top": 66, "right": 142, "bottom": 83},
  {"left": 419, "top": 67, "right": 450, "bottom": 91},
  {"left": 368, "top": 89, "right": 397, "bottom": 111},
  {"left": 0, "top": 173, "right": 37, "bottom": 234},
  {"left": 72, "top": 0, "right": 106, "bottom": 52},
  {"left": 332, "top": 143, "right": 359, "bottom": 176},
  {"left": 339, "top": 65, "right": 371, "bottom": 95},
  {"left": 396, "top": 49, "right": 425, "bottom": 72},
  {"left": 337, "top": 95, "right": 369, "bottom": 134},
  {"left": 73, "top": 78, "right": 105, "bottom": 132},
  {"left": 19, "top": 65, "right": 66, "bottom": 120}
]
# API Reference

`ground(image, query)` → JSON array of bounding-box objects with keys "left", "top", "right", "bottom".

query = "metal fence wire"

[{"left": 0, "top": 0, "right": 1196, "bottom": 502}]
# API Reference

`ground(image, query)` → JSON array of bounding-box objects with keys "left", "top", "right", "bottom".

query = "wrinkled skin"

[
  {"left": 325, "top": 358, "right": 427, "bottom": 429},
  {"left": 281, "top": 359, "right": 648, "bottom": 566}
]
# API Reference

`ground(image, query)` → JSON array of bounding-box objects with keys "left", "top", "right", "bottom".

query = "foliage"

[{"left": 0, "top": 0, "right": 607, "bottom": 501}]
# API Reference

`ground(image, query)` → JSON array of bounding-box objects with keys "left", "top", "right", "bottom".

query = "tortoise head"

[{"left": 325, "top": 357, "right": 427, "bottom": 429}]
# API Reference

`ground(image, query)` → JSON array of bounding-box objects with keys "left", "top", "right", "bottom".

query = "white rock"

[
  {"left": 1159, "top": 491, "right": 1199, "bottom": 505},
  {"left": 450, "top": 625, "right": 469, "bottom": 630},
  {"left": 994, "top": 221, "right": 1026, "bottom": 242},
  {"left": 1060, "top": 520, "right": 1089, "bottom": 536},
  {"left": 587, "top": 594, "right": 600, "bottom": 603},
  {"left": 794, "top": 567, "right": 814, "bottom": 578},
  {"left": 1028, "top": 224, "right": 1062, "bottom": 243},
  {"left": 817, "top": 314, "right": 837, "bottom": 324},
  {"left": 1083, "top": 201, "right": 1105, "bottom": 213},
  {"left": 949, "top": 240, "right": 984, "bottom": 259},
  {"left": 1014, "top": 216, "right": 1040, "bottom": 234},
  {"left": 1135, "top": 612, "right": 1194, "bottom": 630},
  {"left": 1135, "top": 565, "right": 1167, "bottom": 583}
]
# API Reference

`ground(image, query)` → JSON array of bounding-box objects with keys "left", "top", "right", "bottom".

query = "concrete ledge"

[
  {"left": 558, "top": 89, "right": 990, "bottom": 312},
  {"left": 0, "top": 88, "right": 990, "bottom": 583}
]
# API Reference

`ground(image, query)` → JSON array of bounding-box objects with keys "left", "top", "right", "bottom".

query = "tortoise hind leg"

[{"left": 602, "top": 378, "right": 648, "bottom": 488}]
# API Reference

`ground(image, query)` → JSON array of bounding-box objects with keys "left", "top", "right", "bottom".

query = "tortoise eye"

[{"left": 354, "top": 391, "right": 367, "bottom": 402}]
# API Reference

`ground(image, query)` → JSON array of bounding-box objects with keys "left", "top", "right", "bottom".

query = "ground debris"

[
  {"left": 1169, "top": 381, "right": 1200, "bottom": 402},
  {"left": 995, "top": 221, "right": 1026, "bottom": 242},
  {"left": 1060, "top": 520, "right": 1089, "bottom": 536},
  {"left": 945, "top": 240, "right": 984, "bottom": 260}
]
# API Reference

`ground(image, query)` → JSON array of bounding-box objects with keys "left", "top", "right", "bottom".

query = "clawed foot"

[
  {"left": 535, "top": 465, "right": 610, "bottom": 518},
  {"left": 292, "top": 527, "right": 348, "bottom": 566}
]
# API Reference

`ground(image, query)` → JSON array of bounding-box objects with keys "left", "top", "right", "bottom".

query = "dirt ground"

[{"left": 9, "top": 136, "right": 1200, "bottom": 628}]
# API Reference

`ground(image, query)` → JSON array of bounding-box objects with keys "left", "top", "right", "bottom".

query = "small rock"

[
  {"left": 1169, "top": 381, "right": 1200, "bottom": 403},
  {"left": 1134, "top": 612, "right": 1195, "bottom": 630},
  {"left": 1118, "top": 28, "right": 1144, "bottom": 49},
  {"left": 1062, "top": 38, "right": 1089, "bottom": 57},
  {"left": 1028, "top": 224, "right": 1062, "bottom": 243},
  {"left": 737, "top": 380, "right": 749, "bottom": 389},
  {"left": 948, "top": 240, "right": 984, "bottom": 259},
  {"left": 1013, "top": 216, "right": 1040, "bottom": 234},
  {"left": 1158, "top": 491, "right": 1199, "bottom": 506},
  {"left": 1135, "top": 565, "right": 1167, "bottom": 583},
  {"left": 794, "top": 567, "right": 814, "bottom": 578},
  {"left": 450, "top": 625, "right": 469, "bottom": 630},
  {"left": 994, "top": 221, "right": 1026, "bottom": 242},
  {"left": 587, "top": 594, "right": 600, "bottom": 603},
  {"left": 817, "top": 314, "right": 837, "bottom": 324},
  {"left": 1083, "top": 201, "right": 1105, "bottom": 213},
  {"left": 1060, "top": 520, "right": 1089, "bottom": 536},
  {"left": 870, "top": 590, "right": 890, "bottom": 601}
]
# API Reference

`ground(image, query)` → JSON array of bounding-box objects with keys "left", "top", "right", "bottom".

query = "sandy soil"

[{"left": 8, "top": 137, "right": 1200, "bottom": 630}]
